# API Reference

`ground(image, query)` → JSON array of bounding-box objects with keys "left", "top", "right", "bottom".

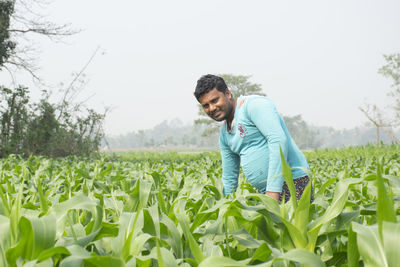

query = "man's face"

[{"left": 199, "top": 88, "right": 234, "bottom": 122}]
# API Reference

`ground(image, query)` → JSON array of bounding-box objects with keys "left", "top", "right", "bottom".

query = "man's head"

[
  {"left": 194, "top": 74, "right": 228, "bottom": 101},
  {"left": 194, "top": 74, "right": 236, "bottom": 123}
]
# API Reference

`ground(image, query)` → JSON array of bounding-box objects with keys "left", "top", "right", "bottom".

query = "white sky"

[{"left": 1, "top": 0, "right": 400, "bottom": 135}]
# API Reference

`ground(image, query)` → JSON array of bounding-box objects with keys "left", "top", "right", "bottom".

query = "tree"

[
  {"left": 194, "top": 74, "right": 265, "bottom": 136},
  {"left": 283, "top": 114, "right": 320, "bottom": 149},
  {"left": 359, "top": 104, "right": 399, "bottom": 145},
  {"left": 0, "top": 1, "right": 106, "bottom": 157},
  {"left": 0, "top": 85, "right": 29, "bottom": 156},
  {"left": 0, "top": 0, "right": 77, "bottom": 80},
  {"left": 359, "top": 53, "right": 400, "bottom": 144},
  {"left": 220, "top": 74, "right": 265, "bottom": 98},
  {"left": 378, "top": 53, "right": 400, "bottom": 124},
  {"left": 0, "top": 0, "right": 16, "bottom": 68}
]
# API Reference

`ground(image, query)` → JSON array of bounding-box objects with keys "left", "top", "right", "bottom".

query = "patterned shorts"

[{"left": 278, "top": 176, "right": 314, "bottom": 203}]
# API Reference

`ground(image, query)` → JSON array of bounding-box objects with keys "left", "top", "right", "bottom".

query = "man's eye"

[
  {"left": 203, "top": 105, "right": 208, "bottom": 109},
  {"left": 211, "top": 98, "right": 218, "bottom": 103}
]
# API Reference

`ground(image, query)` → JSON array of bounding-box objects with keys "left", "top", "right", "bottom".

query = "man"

[{"left": 194, "top": 74, "right": 312, "bottom": 202}]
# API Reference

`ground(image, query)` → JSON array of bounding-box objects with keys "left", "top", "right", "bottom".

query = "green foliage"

[
  {"left": 0, "top": 146, "right": 399, "bottom": 266},
  {"left": 0, "top": 86, "right": 105, "bottom": 157},
  {"left": 0, "top": 85, "right": 30, "bottom": 156}
]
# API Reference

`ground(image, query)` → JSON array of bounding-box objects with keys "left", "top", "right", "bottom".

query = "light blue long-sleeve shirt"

[{"left": 219, "top": 95, "right": 309, "bottom": 196}]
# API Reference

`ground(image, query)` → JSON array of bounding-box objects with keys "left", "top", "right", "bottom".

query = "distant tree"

[
  {"left": 283, "top": 114, "right": 320, "bottom": 149},
  {"left": 137, "top": 130, "right": 145, "bottom": 147},
  {"left": 195, "top": 74, "right": 265, "bottom": 136},
  {"left": 358, "top": 104, "right": 399, "bottom": 145},
  {"left": 220, "top": 74, "right": 265, "bottom": 98},
  {"left": 378, "top": 53, "right": 400, "bottom": 124},
  {"left": 359, "top": 53, "right": 400, "bottom": 144},
  {"left": 103, "top": 119, "right": 220, "bottom": 149},
  {"left": 310, "top": 125, "right": 398, "bottom": 148}
]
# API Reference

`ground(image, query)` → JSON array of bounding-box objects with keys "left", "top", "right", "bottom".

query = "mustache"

[{"left": 210, "top": 109, "right": 220, "bottom": 116}]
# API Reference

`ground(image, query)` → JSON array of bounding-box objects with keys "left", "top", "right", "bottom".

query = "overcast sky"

[{"left": 1, "top": 0, "right": 400, "bottom": 135}]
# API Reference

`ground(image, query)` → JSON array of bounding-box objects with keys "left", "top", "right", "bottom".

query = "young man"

[{"left": 194, "top": 74, "right": 312, "bottom": 202}]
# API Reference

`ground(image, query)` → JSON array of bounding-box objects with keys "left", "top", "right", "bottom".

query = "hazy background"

[{"left": 1, "top": 0, "right": 400, "bottom": 136}]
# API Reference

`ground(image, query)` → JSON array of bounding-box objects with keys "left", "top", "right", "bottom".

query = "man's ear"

[{"left": 226, "top": 89, "right": 232, "bottom": 99}]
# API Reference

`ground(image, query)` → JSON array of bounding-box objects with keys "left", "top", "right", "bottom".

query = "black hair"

[{"left": 194, "top": 74, "right": 228, "bottom": 100}]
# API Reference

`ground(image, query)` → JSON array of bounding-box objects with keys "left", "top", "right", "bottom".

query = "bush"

[{"left": 0, "top": 85, "right": 105, "bottom": 157}]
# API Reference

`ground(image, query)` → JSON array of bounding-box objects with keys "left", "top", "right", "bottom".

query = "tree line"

[{"left": 104, "top": 118, "right": 399, "bottom": 150}]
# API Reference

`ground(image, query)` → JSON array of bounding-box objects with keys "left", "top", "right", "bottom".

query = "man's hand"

[{"left": 265, "top": 191, "right": 279, "bottom": 201}]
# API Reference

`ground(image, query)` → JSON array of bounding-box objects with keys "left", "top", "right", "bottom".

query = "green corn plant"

[
  {"left": 350, "top": 161, "right": 399, "bottom": 267},
  {"left": 175, "top": 199, "right": 205, "bottom": 264}
]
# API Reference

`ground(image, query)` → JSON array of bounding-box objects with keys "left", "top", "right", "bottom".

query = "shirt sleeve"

[
  {"left": 219, "top": 133, "right": 240, "bottom": 196},
  {"left": 247, "top": 98, "right": 288, "bottom": 193}
]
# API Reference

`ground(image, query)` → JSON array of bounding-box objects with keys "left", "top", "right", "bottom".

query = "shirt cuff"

[{"left": 266, "top": 177, "right": 284, "bottom": 192}]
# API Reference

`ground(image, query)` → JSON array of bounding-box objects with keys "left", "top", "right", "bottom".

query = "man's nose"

[{"left": 209, "top": 104, "right": 217, "bottom": 112}]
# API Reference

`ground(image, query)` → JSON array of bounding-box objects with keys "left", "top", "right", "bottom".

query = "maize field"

[{"left": 0, "top": 145, "right": 399, "bottom": 266}]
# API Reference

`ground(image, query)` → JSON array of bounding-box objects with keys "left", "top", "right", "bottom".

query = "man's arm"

[
  {"left": 265, "top": 191, "right": 279, "bottom": 200},
  {"left": 247, "top": 98, "right": 288, "bottom": 197},
  {"left": 219, "top": 134, "right": 240, "bottom": 196}
]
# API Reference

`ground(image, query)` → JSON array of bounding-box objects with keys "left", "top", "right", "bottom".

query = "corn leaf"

[
  {"left": 382, "top": 221, "right": 400, "bottom": 267},
  {"left": 376, "top": 163, "right": 396, "bottom": 238},
  {"left": 347, "top": 222, "right": 360, "bottom": 267},
  {"left": 279, "top": 148, "right": 297, "bottom": 210},
  {"left": 352, "top": 222, "right": 387, "bottom": 267}
]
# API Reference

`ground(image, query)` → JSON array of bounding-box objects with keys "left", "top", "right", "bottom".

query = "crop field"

[{"left": 0, "top": 145, "right": 399, "bottom": 266}]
